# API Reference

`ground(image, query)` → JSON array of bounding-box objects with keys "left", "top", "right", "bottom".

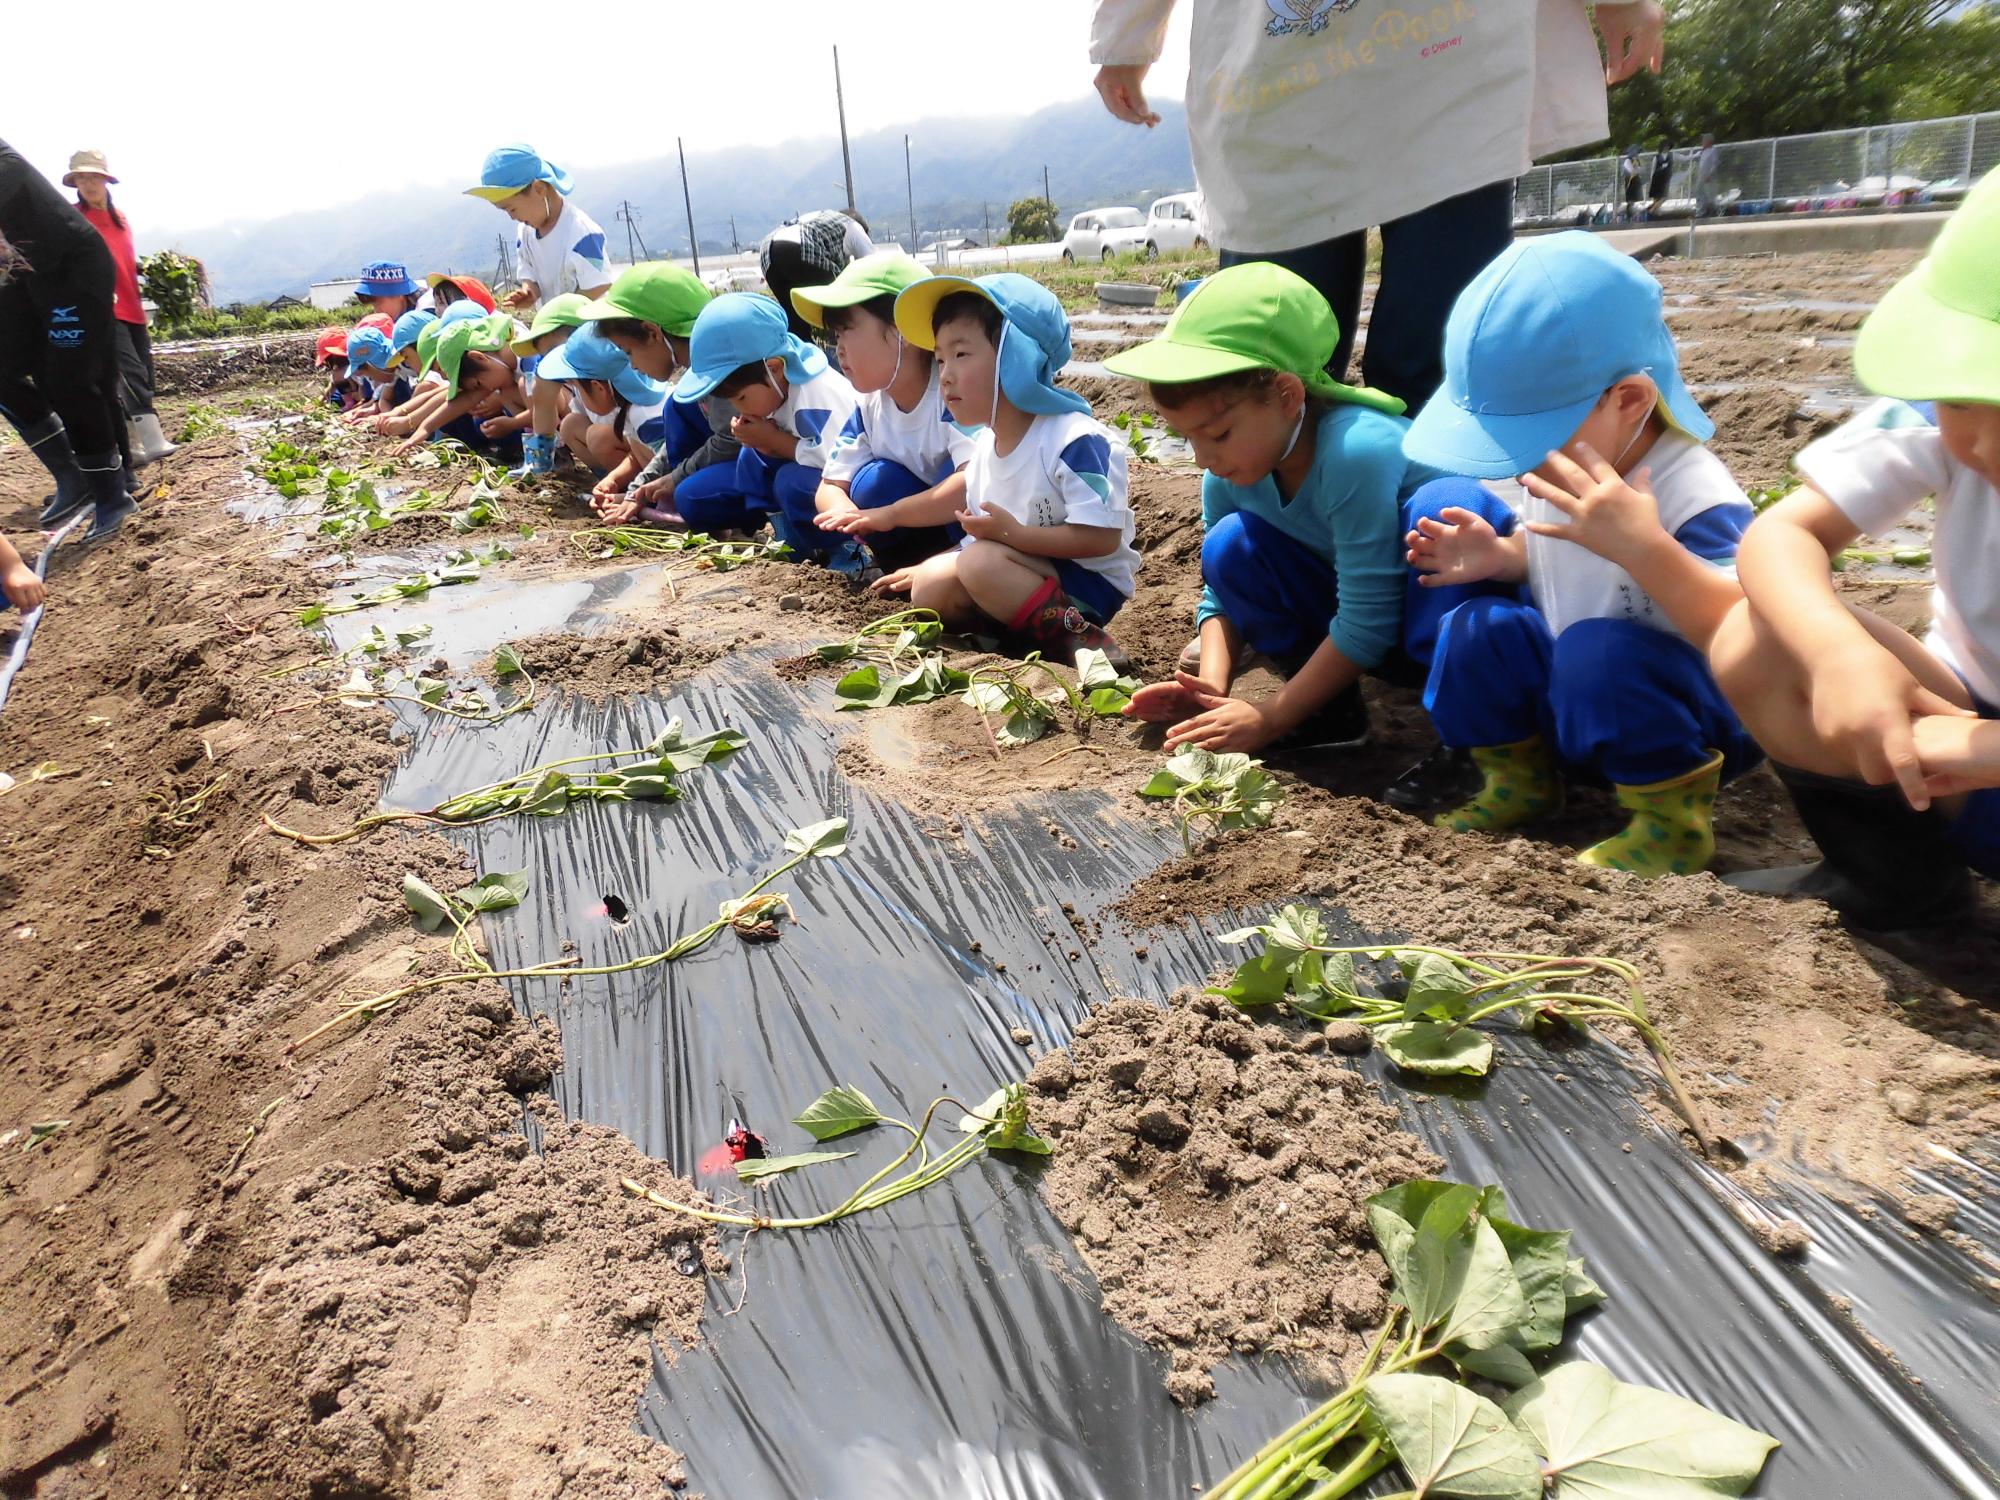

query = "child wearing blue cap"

[
  {"left": 365, "top": 309, "right": 440, "bottom": 438},
  {"left": 669, "top": 293, "right": 861, "bottom": 554},
  {"left": 881, "top": 273, "right": 1141, "bottom": 669},
  {"left": 1397, "top": 231, "right": 1759, "bottom": 878},
  {"left": 390, "top": 313, "right": 529, "bottom": 458},
  {"left": 541, "top": 327, "right": 671, "bottom": 498},
  {"left": 356, "top": 261, "right": 423, "bottom": 320},
  {"left": 466, "top": 145, "right": 612, "bottom": 314},
  {"left": 338, "top": 321, "right": 410, "bottom": 427}
]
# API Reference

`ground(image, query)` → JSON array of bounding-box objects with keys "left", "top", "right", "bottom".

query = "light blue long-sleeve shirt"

[{"left": 1196, "top": 403, "right": 1440, "bottom": 669}]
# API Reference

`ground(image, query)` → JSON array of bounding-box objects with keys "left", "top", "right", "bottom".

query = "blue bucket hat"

[
  {"left": 358, "top": 261, "right": 421, "bottom": 299},
  {"left": 537, "top": 325, "right": 668, "bottom": 406},
  {"left": 386, "top": 309, "right": 437, "bottom": 367},
  {"left": 466, "top": 144, "right": 575, "bottom": 204},
  {"left": 892, "top": 272, "right": 1089, "bottom": 418},
  {"left": 1403, "top": 231, "right": 1712, "bottom": 479},
  {"left": 672, "top": 293, "right": 828, "bottom": 405},
  {"left": 346, "top": 325, "right": 395, "bottom": 375}
]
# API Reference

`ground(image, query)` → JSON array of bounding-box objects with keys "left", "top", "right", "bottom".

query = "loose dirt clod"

[
  {"left": 500, "top": 628, "right": 720, "bottom": 701},
  {"left": 1031, "top": 992, "right": 1441, "bottom": 1406}
]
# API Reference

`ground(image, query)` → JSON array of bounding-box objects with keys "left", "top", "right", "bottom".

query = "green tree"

[
  {"left": 1005, "top": 196, "right": 1059, "bottom": 244},
  {"left": 1891, "top": 7, "right": 2000, "bottom": 124}
]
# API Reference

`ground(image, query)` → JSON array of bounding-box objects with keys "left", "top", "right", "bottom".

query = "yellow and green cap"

[
  {"left": 1102, "top": 262, "right": 1405, "bottom": 416},
  {"left": 790, "top": 250, "right": 930, "bottom": 330},
  {"left": 580, "top": 261, "right": 711, "bottom": 339},
  {"left": 511, "top": 292, "right": 591, "bottom": 356},
  {"left": 435, "top": 313, "right": 517, "bottom": 400},
  {"left": 1856, "top": 167, "right": 2000, "bottom": 405}
]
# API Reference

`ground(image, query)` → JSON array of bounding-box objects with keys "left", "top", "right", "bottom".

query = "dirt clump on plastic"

[
  {"left": 1030, "top": 991, "right": 1441, "bottom": 1406},
  {"left": 504, "top": 625, "right": 724, "bottom": 701}
]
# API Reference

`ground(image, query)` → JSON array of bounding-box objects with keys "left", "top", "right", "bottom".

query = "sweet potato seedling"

[
  {"left": 296, "top": 544, "right": 513, "bottom": 625},
  {"left": 1202, "top": 1178, "right": 1777, "bottom": 1500},
  {"left": 1212, "top": 904, "right": 1714, "bottom": 1149},
  {"left": 1138, "top": 748, "right": 1284, "bottom": 851},
  {"left": 621, "top": 1079, "right": 1050, "bottom": 1232}
]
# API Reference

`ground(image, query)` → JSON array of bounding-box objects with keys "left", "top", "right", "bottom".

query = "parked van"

[{"left": 1144, "top": 192, "right": 1205, "bottom": 257}]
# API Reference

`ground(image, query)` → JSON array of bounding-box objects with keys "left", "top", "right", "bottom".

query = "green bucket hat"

[
  {"left": 436, "top": 313, "right": 517, "bottom": 400},
  {"left": 511, "top": 292, "right": 591, "bottom": 356},
  {"left": 580, "top": 261, "right": 711, "bottom": 339},
  {"left": 1102, "top": 262, "right": 1405, "bottom": 415},
  {"left": 1855, "top": 167, "right": 2000, "bottom": 404},
  {"left": 790, "top": 251, "right": 930, "bottom": 330}
]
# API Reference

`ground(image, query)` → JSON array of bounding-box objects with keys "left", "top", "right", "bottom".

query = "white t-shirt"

[
  {"left": 776, "top": 365, "right": 861, "bottom": 471},
  {"left": 1090, "top": 0, "right": 1609, "bottom": 252},
  {"left": 963, "top": 410, "right": 1140, "bottom": 599},
  {"left": 822, "top": 366, "right": 977, "bottom": 487},
  {"left": 583, "top": 392, "right": 667, "bottom": 438},
  {"left": 1519, "top": 431, "right": 1754, "bottom": 639},
  {"left": 1801, "top": 398, "right": 2000, "bottom": 708},
  {"left": 516, "top": 199, "right": 611, "bottom": 304}
]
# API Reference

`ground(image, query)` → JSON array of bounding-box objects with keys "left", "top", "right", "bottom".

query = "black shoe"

[
  {"left": 1271, "top": 685, "right": 1369, "bottom": 752},
  {"left": 1724, "top": 764, "right": 1975, "bottom": 930},
  {"left": 1383, "top": 744, "right": 1479, "bottom": 811},
  {"left": 17, "top": 414, "right": 92, "bottom": 527},
  {"left": 78, "top": 453, "right": 136, "bottom": 545}
]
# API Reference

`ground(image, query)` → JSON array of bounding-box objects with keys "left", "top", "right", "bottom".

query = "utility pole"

[
  {"left": 982, "top": 201, "right": 991, "bottom": 247},
  {"left": 615, "top": 200, "right": 641, "bottom": 266},
  {"left": 677, "top": 137, "right": 701, "bottom": 277},
  {"left": 730, "top": 216, "right": 740, "bottom": 254},
  {"left": 492, "top": 233, "right": 512, "bottom": 289},
  {"left": 834, "top": 46, "right": 857, "bottom": 216},
  {"left": 1043, "top": 164, "right": 1052, "bottom": 211},
  {"left": 904, "top": 134, "right": 917, "bottom": 256}
]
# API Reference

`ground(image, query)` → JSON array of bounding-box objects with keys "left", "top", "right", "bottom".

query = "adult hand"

[
  {"left": 1596, "top": 1, "right": 1665, "bottom": 85},
  {"left": 1519, "top": 442, "right": 1663, "bottom": 571},
  {"left": 1808, "top": 645, "right": 1976, "bottom": 810},
  {"left": 1162, "top": 677, "right": 1282, "bottom": 753},
  {"left": 1094, "top": 65, "right": 1161, "bottom": 127},
  {"left": 2, "top": 563, "right": 46, "bottom": 613},
  {"left": 1406, "top": 506, "right": 1511, "bottom": 587}
]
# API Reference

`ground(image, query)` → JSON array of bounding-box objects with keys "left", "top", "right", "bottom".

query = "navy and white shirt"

[
  {"left": 775, "top": 364, "right": 861, "bottom": 471},
  {"left": 515, "top": 199, "right": 610, "bottom": 303},
  {"left": 963, "top": 409, "right": 1139, "bottom": 599},
  {"left": 823, "top": 365, "right": 976, "bottom": 487}
]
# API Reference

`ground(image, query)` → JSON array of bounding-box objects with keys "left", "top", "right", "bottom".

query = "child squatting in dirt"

[{"left": 1707, "top": 169, "right": 2000, "bottom": 930}]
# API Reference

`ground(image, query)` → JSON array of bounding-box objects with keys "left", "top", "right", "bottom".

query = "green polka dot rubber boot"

[
  {"left": 1578, "top": 750, "right": 1725, "bottom": 878},
  {"left": 1432, "top": 737, "right": 1562, "bottom": 834}
]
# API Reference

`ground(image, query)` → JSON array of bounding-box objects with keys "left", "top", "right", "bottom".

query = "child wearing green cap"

[
  {"left": 880, "top": 273, "right": 1140, "bottom": 667},
  {"left": 1103, "top": 262, "right": 1440, "bottom": 753},
  {"left": 1708, "top": 169, "right": 2000, "bottom": 929},
  {"left": 504, "top": 291, "right": 591, "bottom": 474},
  {"left": 391, "top": 313, "right": 529, "bottom": 459},
  {"left": 787, "top": 252, "right": 977, "bottom": 571}
]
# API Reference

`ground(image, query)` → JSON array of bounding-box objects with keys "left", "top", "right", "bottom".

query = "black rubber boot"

[
  {"left": 1725, "top": 763, "right": 1975, "bottom": 930},
  {"left": 1270, "top": 683, "right": 1370, "bottom": 752},
  {"left": 78, "top": 451, "right": 136, "bottom": 544},
  {"left": 18, "top": 413, "right": 92, "bottom": 526},
  {"left": 1383, "top": 744, "right": 1480, "bottom": 811}
]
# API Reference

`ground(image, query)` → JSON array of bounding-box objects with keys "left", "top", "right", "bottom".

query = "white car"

[
  {"left": 1144, "top": 192, "right": 1205, "bottom": 256},
  {"left": 1061, "top": 207, "right": 1149, "bottom": 263}
]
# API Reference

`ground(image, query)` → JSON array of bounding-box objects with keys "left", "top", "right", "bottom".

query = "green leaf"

[
  {"left": 1138, "top": 769, "right": 1189, "bottom": 799},
  {"left": 733, "top": 1150, "right": 855, "bottom": 1183},
  {"left": 815, "top": 640, "right": 860, "bottom": 663},
  {"left": 1074, "top": 647, "right": 1121, "bottom": 691},
  {"left": 962, "top": 681, "right": 1012, "bottom": 715},
  {"left": 297, "top": 603, "right": 327, "bottom": 627},
  {"left": 23, "top": 1119, "right": 71, "bottom": 1152},
  {"left": 464, "top": 871, "right": 529, "bottom": 914},
  {"left": 1267, "top": 905, "right": 1329, "bottom": 955},
  {"left": 1506, "top": 1362, "right": 1780, "bottom": 1498},
  {"left": 990, "top": 1130, "right": 1053, "bottom": 1156},
  {"left": 956, "top": 1086, "right": 1010, "bottom": 1133},
  {"left": 1227, "top": 766, "right": 1283, "bottom": 829},
  {"left": 492, "top": 643, "right": 524, "bottom": 678},
  {"left": 1085, "top": 684, "right": 1133, "bottom": 716},
  {"left": 413, "top": 677, "right": 450, "bottom": 705},
  {"left": 784, "top": 817, "right": 850, "bottom": 859},
  {"left": 1369, "top": 1182, "right": 1484, "bottom": 1330},
  {"left": 998, "top": 710, "right": 1050, "bottom": 746},
  {"left": 1562, "top": 1258, "right": 1608, "bottom": 1317},
  {"left": 1207, "top": 948, "right": 1293, "bottom": 1009},
  {"left": 794, "top": 1085, "right": 881, "bottom": 1141},
  {"left": 1488, "top": 1220, "right": 1575, "bottom": 1354},
  {"left": 1362, "top": 1373, "right": 1542, "bottom": 1499},
  {"left": 1439, "top": 1219, "right": 1534, "bottom": 1352},
  {"left": 1375, "top": 1022, "right": 1495, "bottom": 1077},
  {"left": 1450, "top": 1342, "right": 1540, "bottom": 1388},
  {"left": 402, "top": 874, "right": 454, "bottom": 932},
  {"left": 1404, "top": 953, "right": 1476, "bottom": 1022},
  {"left": 836, "top": 664, "right": 895, "bottom": 709}
]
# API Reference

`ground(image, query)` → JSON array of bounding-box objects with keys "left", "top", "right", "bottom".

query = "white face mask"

[
  {"left": 990, "top": 320, "right": 1007, "bottom": 426},
  {"left": 1609, "top": 402, "right": 1651, "bottom": 471},
  {"left": 1278, "top": 405, "right": 1307, "bottom": 464}
]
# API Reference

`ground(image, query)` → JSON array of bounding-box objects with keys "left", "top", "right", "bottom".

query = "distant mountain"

[{"left": 161, "top": 98, "right": 1195, "bottom": 304}]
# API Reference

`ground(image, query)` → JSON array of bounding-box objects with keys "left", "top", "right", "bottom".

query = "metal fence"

[{"left": 1515, "top": 111, "right": 2000, "bottom": 224}]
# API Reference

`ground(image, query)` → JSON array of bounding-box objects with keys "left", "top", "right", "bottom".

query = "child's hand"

[
  {"left": 3, "top": 562, "right": 46, "bottom": 613},
  {"left": 1520, "top": 443, "right": 1663, "bottom": 569},
  {"left": 390, "top": 434, "right": 426, "bottom": 458},
  {"left": 1808, "top": 645, "right": 1976, "bottom": 809},
  {"left": 731, "top": 415, "right": 784, "bottom": 455},
  {"left": 870, "top": 566, "right": 917, "bottom": 597},
  {"left": 502, "top": 285, "right": 536, "bottom": 310},
  {"left": 1125, "top": 670, "right": 1228, "bottom": 726},
  {"left": 378, "top": 415, "right": 414, "bottom": 439},
  {"left": 955, "top": 507, "right": 1018, "bottom": 546},
  {"left": 1914, "top": 714, "right": 2000, "bottom": 798},
  {"left": 819, "top": 505, "right": 894, "bottom": 535},
  {"left": 1161, "top": 677, "right": 1281, "bottom": 753},
  {"left": 592, "top": 473, "right": 626, "bottom": 498},
  {"left": 1406, "top": 506, "right": 1510, "bottom": 586},
  {"left": 599, "top": 497, "right": 642, "bottom": 526},
  {"left": 479, "top": 415, "right": 512, "bottom": 439},
  {"left": 632, "top": 475, "right": 675, "bottom": 507}
]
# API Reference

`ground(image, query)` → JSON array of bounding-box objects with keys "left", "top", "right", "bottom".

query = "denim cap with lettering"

[
  {"left": 580, "top": 262, "right": 711, "bottom": 339},
  {"left": 465, "top": 144, "right": 575, "bottom": 204},
  {"left": 1102, "top": 261, "right": 1404, "bottom": 414},
  {"left": 435, "top": 313, "right": 519, "bottom": 400},
  {"left": 672, "top": 293, "right": 829, "bottom": 404},
  {"left": 1856, "top": 166, "right": 2000, "bottom": 404},
  {"left": 892, "top": 272, "right": 1090, "bottom": 417},
  {"left": 345, "top": 325, "right": 395, "bottom": 376},
  {"left": 1403, "top": 230, "right": 1712, "bottom": 479},
  {"left": 358, "top": 261, "right": 421, "bottom": 299},
  {"left": 537, "top": 325, "right": 668, "bottom": 407},
  {"left": 385, "top": 309, "right": 437, "bottom": 368}
]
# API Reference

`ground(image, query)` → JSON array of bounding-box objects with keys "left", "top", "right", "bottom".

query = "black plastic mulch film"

[{"left": 327, "top": 565, "right": 1999, "bottom": 1500}]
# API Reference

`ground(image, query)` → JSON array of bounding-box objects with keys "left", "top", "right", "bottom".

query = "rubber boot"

[
  {"left": 128, "top": 412, "right": 178, "bottom": 464},
  {"left": 18, "top": 413, "right": 92, "bottom": 527},
  {"left": 1385, "top": 744, "right": 1479, "bottom": 812},
  {"left": 1578, "top": 750, "right": 1724, "bottom": 878},
  {"left": 1007, "top": 577, "right": 1130, "bottom": 672},
  {"left": 1434, "top": 736, "right": 1563, "bottom": 834},
  {"left": 79, "top": 451, "right": 136, "bottom": 544},
  {"left": 1725, "top": 764, "right": 1974, "bottom": 929},
  {"left": 510, "top": 433, "right": 555, "bottom": 478}
]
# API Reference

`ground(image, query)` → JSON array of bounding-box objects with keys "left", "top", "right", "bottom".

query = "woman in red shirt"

[{"left": 65, "top": 150, "right": 175, "bottom": 463}]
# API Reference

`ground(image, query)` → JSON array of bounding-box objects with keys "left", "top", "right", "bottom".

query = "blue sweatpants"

[
  {"left": 771, "top": 458, "right": 959, "bottom": 569},
  {"left": 674, "top": 446, "right": 818, "bottom": 538},
  {"left": 1950, "top": 695, "right": 2000, "bottom": 878}
]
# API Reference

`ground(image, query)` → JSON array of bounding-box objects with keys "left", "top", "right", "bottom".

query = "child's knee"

[{"left": 1199, "top": 511, "right": 1256, "bottom": 580}]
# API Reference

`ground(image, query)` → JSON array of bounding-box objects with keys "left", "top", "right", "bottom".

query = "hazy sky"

[{"left": 7, "top": 0, "right": 1193, "bottom": 236}]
